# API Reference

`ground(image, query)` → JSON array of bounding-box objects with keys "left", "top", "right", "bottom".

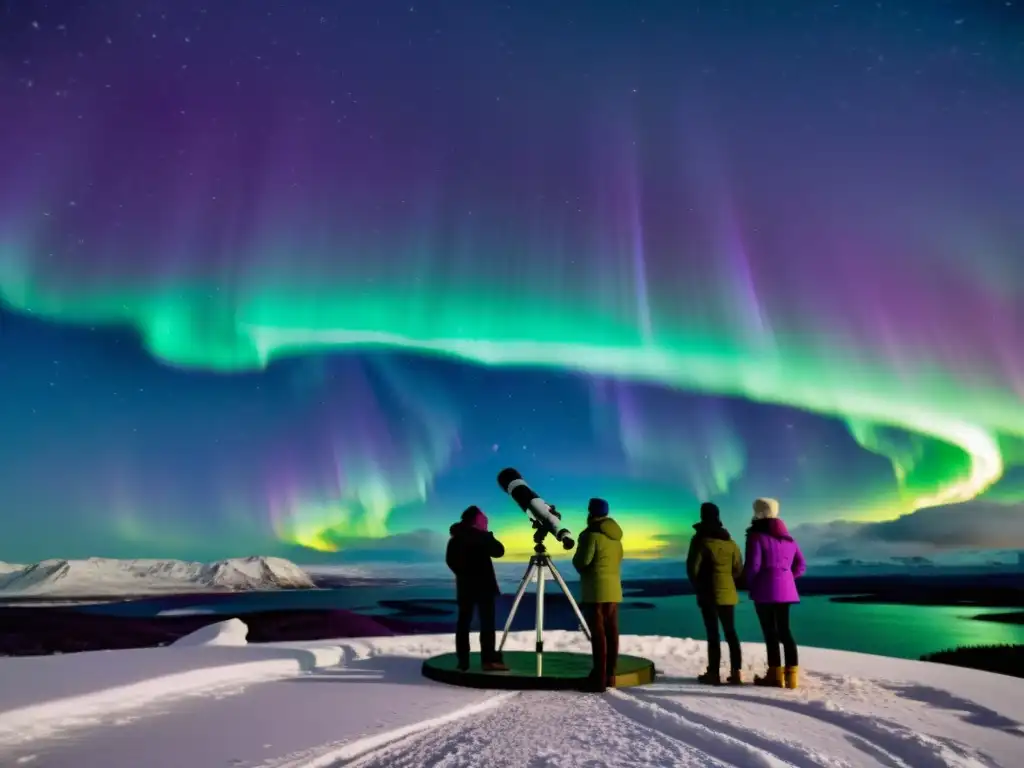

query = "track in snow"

[
  {"left": 340, "top": 690, "right": 718, "bottom": 768},
  {"left": 297, "top": 686, "right": 1001, "bottom": 768}
]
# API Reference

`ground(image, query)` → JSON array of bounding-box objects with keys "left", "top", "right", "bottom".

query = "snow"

[
  {"left": 0, "top": 628, "right": 1020, "bottom": 767},
  {"left": 0, "top": 555, "right": 316, "bottom": 596},
  {"left": 0, "top": 640, "right": 345, "bottom": 746},
  {"left": 171, "top": 617, "right": 249, "bottom": 647}
]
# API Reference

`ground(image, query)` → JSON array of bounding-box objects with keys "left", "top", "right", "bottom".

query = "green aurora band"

[{"left": 1, "top": 237, "right": 1020, "bottom": 530}]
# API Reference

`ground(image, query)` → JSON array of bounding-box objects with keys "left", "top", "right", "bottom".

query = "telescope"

[
  {"left": 495, "top": 467, "right": 591, "bottom": 670},
  {"left": 497, "top": 468, "right": 574, "bottom": 550}
]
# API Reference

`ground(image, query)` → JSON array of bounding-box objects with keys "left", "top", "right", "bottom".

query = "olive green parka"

[
  {"left": 686, "top": 522, "right": 743, "bottom": 606},
  {"left": 572, "top": 516, "right": 624, "bottom": 603}
]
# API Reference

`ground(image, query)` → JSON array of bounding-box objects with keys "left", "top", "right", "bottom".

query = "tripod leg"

[
  {"left": 535, "top": 564, "right": 545, "bottom": 676},
  {"left": 546, "top": 560, "right": 592, "bottom": 641},
  {"left": 498, "top": 562, "right": 536, "bottom": 653}
]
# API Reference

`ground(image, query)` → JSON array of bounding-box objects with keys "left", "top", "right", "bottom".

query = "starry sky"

[{"left": 0, "top": 0, "right": 1022, "bottom": 567}]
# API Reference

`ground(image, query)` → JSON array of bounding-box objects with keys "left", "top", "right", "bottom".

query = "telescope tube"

[{"left": 497, "top": 468, "right": 575, "bottom": 549}]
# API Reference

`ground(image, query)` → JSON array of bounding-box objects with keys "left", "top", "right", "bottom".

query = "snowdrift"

[
  {"left": 171, "top": 618, "right": 249, "bottom": 647},
  {"left": 0, "top": 556, "right": 316, "bottom": 596}
]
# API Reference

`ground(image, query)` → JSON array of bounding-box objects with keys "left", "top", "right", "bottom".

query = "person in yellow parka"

[
  {"left": 572, "top": 497, "right": 623, "bottom": 692},
  {"left": 687, "top": 502, "right": 744, "bottom": 685}
]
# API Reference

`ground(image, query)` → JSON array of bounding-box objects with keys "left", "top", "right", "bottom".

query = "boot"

[
  {"left": 784, "top": 666, "right": 799, "bottom": 689},
  {"left": 483, "top": 660, "right": 509, "bottom": 672},
  {"left": 753, "top": 666, "right": 784, "bottom": 687},
  {"left": 697, "top": 668, "right": 722, "bottom": 685},
  {"left": 726, "top": 670, "right": 743, "bottom": 685},
  {"left": 584, "top": 671, "right": 607, "bottom": 693}
]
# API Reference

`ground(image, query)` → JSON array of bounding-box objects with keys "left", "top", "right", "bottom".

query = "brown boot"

[
  {"left": 697, "top": 668, "right": 722, "bottom": 685},
  {"left": 482, "top": 661, "right": 509, "bottom": 672},
  {"left": 753, "top": 666, "right": 784, "bottom": 687},
  {"left": 784, "top": 666, "right": 799, "bottom": 689},
  {"left": 726, "top": 670, "right": 743, "bottom": 685}
]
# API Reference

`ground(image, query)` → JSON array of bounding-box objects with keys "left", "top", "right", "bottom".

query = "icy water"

[{"left": 79, "top": 583, "right": 1024, "bottom": 661}]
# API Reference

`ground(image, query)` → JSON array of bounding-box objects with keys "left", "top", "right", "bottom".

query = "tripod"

[{"left": 497, "top": 527, "right": 591, "bottom": 676}]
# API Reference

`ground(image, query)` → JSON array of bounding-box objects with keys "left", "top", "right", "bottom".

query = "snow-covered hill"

[
  {"left": 0, "top": 556, "right": 316, "bottom": 596},
  {"left": 0, "top": 628, "right": 1019, "bottom": 767}
]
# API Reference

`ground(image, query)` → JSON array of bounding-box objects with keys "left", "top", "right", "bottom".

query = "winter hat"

[
  {"left": 461, "top": 505, "right": 488, "bottom": 531},
  {"left": 752, "top": 497, "right": 780, "bottom": 520},
  {"left": 699, "top": 502, "right": 721, "bottom": 525},
  {"left": 587, "top": 497, "right": 610, "bottom": 518}
]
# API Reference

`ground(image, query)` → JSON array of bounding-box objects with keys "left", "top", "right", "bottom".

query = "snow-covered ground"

[
  {"left": 0, "top": 622, "right": 1020, "bottom": 767},
  {"left": 0, "top": 555, "right": 316, "bottom": 596}
]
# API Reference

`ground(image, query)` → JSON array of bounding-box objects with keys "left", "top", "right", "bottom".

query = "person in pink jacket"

[{"left": 743, "top": 497, "right": 806, "bottom": 689}]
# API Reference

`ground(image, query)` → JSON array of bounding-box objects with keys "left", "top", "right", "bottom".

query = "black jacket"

[{"left": 446, "top": 521, "right": 504, "bottom": 598}]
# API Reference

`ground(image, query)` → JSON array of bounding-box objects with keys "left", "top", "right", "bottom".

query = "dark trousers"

[
  {"left": 584, "top": 602, "right": 620, "bottom": 683},
  {"left": 455, "top": 593, "right": 499, "bottom": 665},
  {"left": 755, "top": 602, "right": 798, "bottom": 667},
  {"left": 700, "top": 603, "right": 741, "bottom": 672}
]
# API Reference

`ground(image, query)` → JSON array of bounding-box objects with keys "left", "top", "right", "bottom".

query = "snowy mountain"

[{"left": 0, "top": 556, "right": 316, "bottom": 596}]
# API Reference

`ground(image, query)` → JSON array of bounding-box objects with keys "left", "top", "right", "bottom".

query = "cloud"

[
  {"left": 304, "top": 529, "right": 448, "bottom": 564},
  {"left": 645, "top": 534, "right": 692, "bottom": 558},
  {"left": 857, "top": 502, "right": 1024, "bottom": 548},
  {"left": 342, "top": 529, "right": 447, "bottom": 552},
  {"left": 890, "top": 556, "right": 935, "bottom": 566},
  {"left": 792, "top": 500, "right": 1024, "bottom": 560}
]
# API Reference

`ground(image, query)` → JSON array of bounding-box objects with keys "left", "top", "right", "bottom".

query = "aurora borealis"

[{"left": 0, "top": 1, "right": 1021, "bottom": 566}]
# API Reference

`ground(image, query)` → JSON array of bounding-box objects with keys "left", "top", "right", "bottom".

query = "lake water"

[{"left": 81, "top": 582, "right": 1024, "bottom": 661}]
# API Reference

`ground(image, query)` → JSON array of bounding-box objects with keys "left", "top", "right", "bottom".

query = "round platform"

[{"left": 421, "top": 651, "right": 656, "bottom": 691}]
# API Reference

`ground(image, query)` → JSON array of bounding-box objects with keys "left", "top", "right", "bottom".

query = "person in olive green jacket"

[
  {"left": 572, "top": 497, "right": 623, "bottom": 692},
  {"left": 687, "top": 502, "right": 744, "bottom": 685}
]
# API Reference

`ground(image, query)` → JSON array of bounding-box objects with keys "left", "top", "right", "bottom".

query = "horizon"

[{"left": 2, "top": 550, "right": 1023, "bottom": 578}]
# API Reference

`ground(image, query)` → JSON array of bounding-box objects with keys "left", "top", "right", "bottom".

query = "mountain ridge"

[{"left": 0, "top": 555, "right": 316, "bottom": 596}]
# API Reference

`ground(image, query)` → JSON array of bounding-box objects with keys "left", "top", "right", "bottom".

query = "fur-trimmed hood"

[{"left": 747, "top": 516, "right": 793, "bottom": 541}]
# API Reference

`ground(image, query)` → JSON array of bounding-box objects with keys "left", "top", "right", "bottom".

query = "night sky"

[{"left": 1, "top": 1, "right": 1021, "bottom": 567}]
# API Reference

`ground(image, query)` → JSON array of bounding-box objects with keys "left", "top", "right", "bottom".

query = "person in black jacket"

[{"left": 446, "top": 505, "right": 509, "bottom": 672}]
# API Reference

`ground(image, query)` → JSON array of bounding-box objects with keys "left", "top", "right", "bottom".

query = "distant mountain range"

[{"left": 0, "top": 556, "right": 316, "bottom": 596}]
